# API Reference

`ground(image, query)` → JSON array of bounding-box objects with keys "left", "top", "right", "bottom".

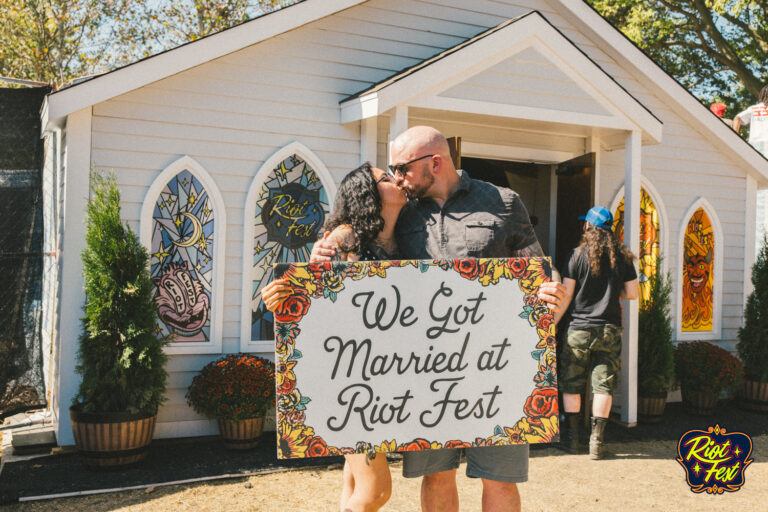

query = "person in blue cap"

[{"left": 558, "top": 206, "right": 639, "bottom": 459}]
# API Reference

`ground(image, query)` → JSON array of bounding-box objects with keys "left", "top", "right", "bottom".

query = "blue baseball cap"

[{"left": 578, "top": 206, "right": 613, "bottom": 229}]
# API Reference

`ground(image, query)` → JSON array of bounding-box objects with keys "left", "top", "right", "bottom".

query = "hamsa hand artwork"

[{"left": 273, "top": 258, "right": 559, "bottom": 459}]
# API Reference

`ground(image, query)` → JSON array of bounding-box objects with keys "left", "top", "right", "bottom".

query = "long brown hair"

[{"left": 580, "top": 226, "right": 636, "bottom": 276}]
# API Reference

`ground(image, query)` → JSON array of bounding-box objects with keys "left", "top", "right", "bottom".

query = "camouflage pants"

[{"left": 561, "top": 324, "right": 622, "bottom": 395}]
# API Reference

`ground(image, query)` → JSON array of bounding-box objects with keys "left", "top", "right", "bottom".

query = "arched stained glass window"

[
  {"left": 681, "top": 208, "right": 714, "bottom": 332},
  {"left": 250, "top": 153, "right": 330, "bottom": 342},
  {"left": 613, "top": 188, "right": 660, "bottom": 304},
  {"left": 150, "top": 171, "right": 214, "bottom": 342}
]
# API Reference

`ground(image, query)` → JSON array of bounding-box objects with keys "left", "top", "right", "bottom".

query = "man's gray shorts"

[{"left": 402, "top": 444, "right": 529, "bottom": 483}]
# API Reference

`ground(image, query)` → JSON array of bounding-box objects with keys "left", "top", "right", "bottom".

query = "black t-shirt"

[{"left": 562, "top": 246, "right": 637, "bottom": 329}]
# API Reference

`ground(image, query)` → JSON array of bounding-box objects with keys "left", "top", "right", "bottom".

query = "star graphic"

[
  {"left": 259, "top": 257, "right": 272, "bottom": 273},
  {"left": 195, "top": 262, "right": 202, "bottom": 272},
  {"left": 189, "top": 194, "right": 196, "bottom": 204},
  {"left": 254, "top": 241, "right": 264, "bottom": 254},
  {"left": 197, "top": 233, "right": 209, "bottom": 251},
  {"left": 154, "top": 324, "right": 162, "bottom": 335},
  {"left": 174, "top": 216, "right": 183, "bottom": 227},
  {"left": 692, "top": 462, "right": 702, "bottom": 476},
  {"left": 734, "top": 445, "right": 742, "bottom": 457},
  {"left": 152, "top": 244, "right": 170, "bottom": 264}
]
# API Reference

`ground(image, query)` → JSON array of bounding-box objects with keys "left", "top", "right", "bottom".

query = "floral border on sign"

[{"left": 275, "top": 258, "right": 558, "bottom": 458}]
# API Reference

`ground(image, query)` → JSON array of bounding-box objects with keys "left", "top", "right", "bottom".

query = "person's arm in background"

[
  {"left": 621, "top": 278, "right": 639, "bottom": 300},
  {"left": 732, "top": 116, "right": 742, "bottom": 132},
  {"left": 556, "top": 277, "right": 576, "bottom": 325}
]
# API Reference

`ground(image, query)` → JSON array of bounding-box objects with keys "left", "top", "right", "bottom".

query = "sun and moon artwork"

[
  {"left": 681, "top": 208, "right": 714, "bottom": 332},
  {"left": 251, "top": 154, "right": 329, "bottom": 341},
  {"left": 613, "top": 188, "right": 660, "bottom": 305},
  {"left": 150, "top": 169, "right": 214, "bottom": 343}
]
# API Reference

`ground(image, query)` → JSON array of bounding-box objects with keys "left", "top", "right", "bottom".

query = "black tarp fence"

[{"left": 0, "top": 86, "right": 50, "bottom": 419}]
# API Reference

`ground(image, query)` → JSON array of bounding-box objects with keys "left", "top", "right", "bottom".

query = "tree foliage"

[
  {"left": 0, "top": 0, "right": 297, "bottom": 86},
  {"left": 738, "top": 234, "right": 768, "bottom": 382},
  {"left": 587, "top": 0, "right": 768, "bottom": 114},
  {"left": 73, "top": 172, "right": 170, "bottom": 414},
  {"left": 638, "top": 265, "right": 675, "bottom": 394}
]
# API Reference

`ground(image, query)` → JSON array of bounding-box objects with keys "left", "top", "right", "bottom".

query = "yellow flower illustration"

[
  {"left": 286, "top": 265, "right": 317, "bottom": 296},
  {"left": 376, "top": 440, "right": 397, "bottom": 453}
]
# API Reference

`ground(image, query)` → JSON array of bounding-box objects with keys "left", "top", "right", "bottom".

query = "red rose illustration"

[
  {"left": 306, "top": 436, "right": 329, "bottom": 457},
  {"left": 507, "top": 258, "right": 528, "bottom": 278},
  {"left": 537, "top": 314, "right": 553, "bottom": 331},
  {"left": 453, "top": 259, "right": 481, "bottom": 280},
  {"left": 523, "top": 387, "right": 559, "bottom": 419},
  {"left": 275, "top": 291, "right": 311, "bottom": 323},
  {"left": 399, "top": 438, "right": 431, "bottom": 451},
  {"left": 277, "top": 375, "right": 296, "bottom": 395},
  {"left": 444, "top": 440, "right": 471, "bottom": 449}
]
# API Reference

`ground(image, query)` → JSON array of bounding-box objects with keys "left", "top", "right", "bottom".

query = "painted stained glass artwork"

[
  {"left": 150, "top": 170, "right": 214, "bottom": 343},
  {"left": 613, "top": 188, "right": 660, "bottom": 304},
  {"left": 682, "top": 208, "right": 714, "bottom": 332},
  {"left": 251, "top": 154, "right": 329, "bottom": 341}
]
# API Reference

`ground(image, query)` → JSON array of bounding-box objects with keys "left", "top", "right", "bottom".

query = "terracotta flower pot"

[
  {"left": 218, "top": 417, "right": 264, "bottom": 450},
  {"left": 740, "top": 379, "right": 768, "bottom": 413},
  {"left": 681, "top": 388, "right": 718, "bottom": 415},
  {"left": 638, "top": 392, "right": 667, "bottom": 423},
  {"left": 70, "top": 407, "right": 156, "bottom": 468}
]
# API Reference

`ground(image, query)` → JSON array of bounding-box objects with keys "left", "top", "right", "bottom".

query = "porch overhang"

[{"left": 340, "top": 11, "right": 662, "bottom": 146}]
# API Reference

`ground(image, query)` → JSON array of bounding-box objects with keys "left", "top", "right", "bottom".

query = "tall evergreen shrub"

[
  {"left": 638, "top": 265, "right": 675, "bottom": 394},
  {"left": 72, "top": 172, "right": 169, "bottom": 414},
  {"left": 738, "top": 234, "right": 768, "bottom": 383}
]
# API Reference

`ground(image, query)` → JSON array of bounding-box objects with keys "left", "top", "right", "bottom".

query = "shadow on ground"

[{"left": 1, "top": 402, "right": 765, "bottom": 506}]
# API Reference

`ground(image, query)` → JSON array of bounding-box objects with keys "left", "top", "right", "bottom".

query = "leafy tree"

[
  {"left": 0, "top": 0, "right": 297, "bottom": 86},
  {"left": 73, "top": 172, "right": 169, "bottom": 414},
  {"left": 738, "top": 233, "right": 768, "bottom": 382},
  {"left": 587, "top": 0, "right": 768, "bottom": 115}
]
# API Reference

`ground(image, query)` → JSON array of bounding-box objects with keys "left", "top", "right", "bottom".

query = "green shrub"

[
  {"left": 738, "top": 233, "right": 768, "bottom": 382},
  {"left": 638, "top": 267, "right": 675, "bottom": 394},
  {"left": 72, "top": 172, "right": 170, "bottom": 414}
]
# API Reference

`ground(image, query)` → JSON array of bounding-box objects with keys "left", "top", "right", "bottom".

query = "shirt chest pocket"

[{"left": 464, "top": 220, "right": 499, "bottom": 254}]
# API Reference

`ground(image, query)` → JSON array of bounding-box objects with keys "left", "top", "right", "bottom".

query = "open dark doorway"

[
  {"left": 554, "top": 153, "right": 595, "bottom": 270},
  {"left": 462, "top": 157, "right": 553, "bottom": 254}
]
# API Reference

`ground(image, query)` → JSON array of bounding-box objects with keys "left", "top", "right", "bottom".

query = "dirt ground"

[{"left": 7, "top": 436, "right": 768, "bottom": 512}]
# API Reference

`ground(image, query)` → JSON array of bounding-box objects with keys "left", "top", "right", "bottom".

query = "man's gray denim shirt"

[{"left": 395, "top": 170, "right": 542, "bottom": 260}]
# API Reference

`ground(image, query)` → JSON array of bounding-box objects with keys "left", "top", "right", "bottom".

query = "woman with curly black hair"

[{"left": 261, "top": 162, "right": 405, "bottom": 512}]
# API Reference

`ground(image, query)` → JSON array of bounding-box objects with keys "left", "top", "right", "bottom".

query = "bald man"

[{"left": 312, "top": 126, "right": 566, "bottom": 512}]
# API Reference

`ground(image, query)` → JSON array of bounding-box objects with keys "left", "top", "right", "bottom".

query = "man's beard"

[{"left": 403, "top": 171, "right": 434, "bottom": 200}]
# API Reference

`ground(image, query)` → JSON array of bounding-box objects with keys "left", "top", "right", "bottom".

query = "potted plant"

[
  {"left": 70, "top": 172, "right": 170, "bottom": 467},
  {"left": 674, "top": 341, "right": 743, "bottom": 415},
  {"left": 186, "top": 353, "right": 275, "bottom": 449},
  {"left": 737, "top": 233, "right": 768, "bottom": 412},
  {"left": 637, "top": 267, "right": 675, "bottom": 423}
]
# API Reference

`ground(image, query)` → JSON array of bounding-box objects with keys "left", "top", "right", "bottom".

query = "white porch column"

[
  {"left": 360, "top": 117, "right": 377, "bottom": 166},
  {"left": 388, "top": 106, "right": 408, "bottom": 163},
  {"left": 745, "top": 175, "right": 757, "bottom": 303},
  {"left": 621, "top": 130, "right": 641, "bottom": 425},
  {"left": 56, "top": 107, "right": 92, "bottom": 445},
  {"left": 587, "top": 133, "right": 601, "bottom": 206}
]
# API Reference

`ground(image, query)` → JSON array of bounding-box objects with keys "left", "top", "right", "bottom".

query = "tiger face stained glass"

[
  {"left": 251, "top": 154, "right": 329, "bottom": 341},
  {"left": 150, "top": 170, "right": 214, "bottom": 343}
]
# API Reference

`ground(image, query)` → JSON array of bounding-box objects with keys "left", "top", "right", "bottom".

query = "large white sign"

[{"left": 274, "top": 259, "right": 559, "bottom": 459}]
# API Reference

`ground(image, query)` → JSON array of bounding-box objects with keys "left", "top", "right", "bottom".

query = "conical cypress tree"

[
  {"left": 72, "top": 172, "right": 169, "bottom": 414},
  {"left": 637, "top": 264, "right": 675, "bottom": 395},
  {"left": 738, "top": 234, "right": 768, "bottom": 383}
]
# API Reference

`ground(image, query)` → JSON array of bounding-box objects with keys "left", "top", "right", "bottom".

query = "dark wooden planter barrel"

[
  {"left": 638, "top": 392, "right": 667, "bottom": 423},
  {"left": 69, "top": 407, "right": 156, "bottom": 468},
  {"left": 681, "top": 389, "right": 718, "bottom": 415},
  {"left": 218, "top": 417, "right": 264, "bottom": 450},
  {"left": 740, "top": 380, "right": 768, "bottom": 413}
]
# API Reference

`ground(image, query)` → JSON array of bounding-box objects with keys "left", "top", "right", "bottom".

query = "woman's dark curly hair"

[
  {"left": 580, "top": 226, "right": 636, "bottom": 277},
  {"left": 323, "top": 162, "right": 383, "bottom": 254}
]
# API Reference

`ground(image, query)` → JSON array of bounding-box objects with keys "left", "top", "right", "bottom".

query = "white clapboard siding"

[{"left": 81, "top": 0, "right": 756, "bottom": 438}]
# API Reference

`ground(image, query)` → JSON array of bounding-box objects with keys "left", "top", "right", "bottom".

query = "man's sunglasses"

[{"left": 387, "top": 154, "right": 435, "bottom": 177}]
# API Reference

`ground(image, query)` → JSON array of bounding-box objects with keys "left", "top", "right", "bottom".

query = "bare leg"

[
  {"left": 562, "top": 392, "right": 581, "bottom": 413},
  {"left": 341, "top": 453, "right": 392, "bottom": 512},
  {"left": 421, "top": 469, "right": 458, "bottom": 512},
  {"left": 481, "top": 480, "right": 521, "bottom": 512},
  {"left": 592, "top": 393, "right": 612, "bottom": 418},
  {"left": 340, "top": 461, "right": 354, "bottom": 512}
]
